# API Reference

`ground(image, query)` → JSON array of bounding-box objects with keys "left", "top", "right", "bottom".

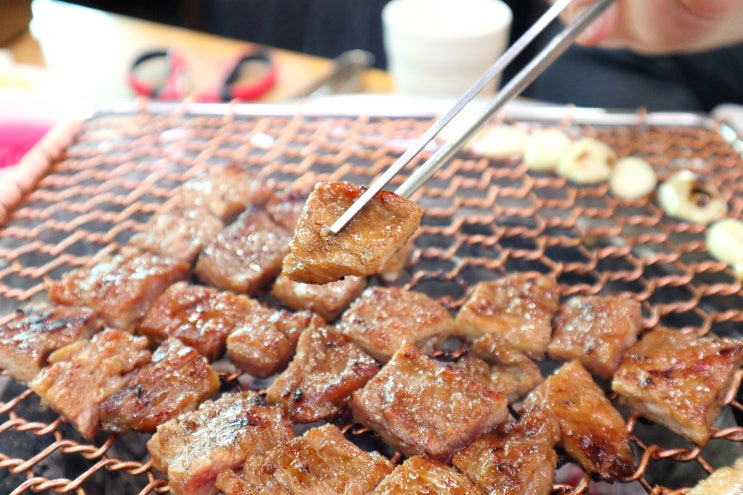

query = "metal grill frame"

[{"left": 1, "top": 100, "right": 743, "bottom": 495}]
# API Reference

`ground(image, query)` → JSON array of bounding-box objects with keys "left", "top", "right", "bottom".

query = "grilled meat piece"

[
  {"left": 47, "top": 246, "right": 190, "bottom": 330},
  {"left": 523, "top": 360, "right": 635, "bottom": 482},
  {"left": 194, "top": 206, "right": 291, "bottom": 295},
  {"left": 129, "top": 197, "right": 224, "bottom": 264},
  {"left": 176, "top": 165, "right": 273, "bottom": 222},
  {"left": 351, "top": 342, "right": 508, "bottom": 461},
  {"left": 282, "top": 181, "right": 423, "bottom": 285},
  {"left": 266, "top": 324, "right": 380, "bottom": 423},
  {"left": 338, "top": 286, "right": 454, "bottom": 362},
  {"left": 0, "top": 302, "right": 101, "bottom": 383},
  {"left": 147, "top": 390, "right": 293, "bottom": 495},
  {"left": 137, "top": 281, "right": 257, "bottom": 361},
  {"left": 270, "top": 272, "right": 366, "bottom": 322},
  {"left": 612, "top": 327, "right": 743, "bottom": 446},
  {"left": 217, "top": 423, "right": 394, "bottom": 495},
  {"left": 264, "top": 179, "right": 315, "bottom": 231},
  {"left": 226, "top": 307, "right": 324, "bottom": 378},
  {"left": 370, "top": 455, "right": 485, "bottom": 495},
  {"left": 99, "top": 338, "right": 220, "bottom": 434},
  {"left": 452, "top": 407, "right": 560, "bottom": 495},
  {"left": 451, "top": 332, "right": 543, "bottom": 404},
  {"left": 548, "top": 295, "right": 642, "bottom": 381},
  {"left": 454, "top": 274, "right": 559, "bottom": 359},
  {"left": 29, "top": 329, "right": 151, "bottom": 440},
  {"left": 378, "top": 236, "right": 416, "bottom": 283}
]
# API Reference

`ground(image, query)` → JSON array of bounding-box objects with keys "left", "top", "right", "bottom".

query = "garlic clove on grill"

[
  {"left": 609, "top": 156, "right": 657, "bottom": 200},
  {"left": 556, "top": 137, "right": 616, "bottom": 184},
  {"left": 523, "top": 128, "right": 572, "bottom": 171},
  {"left": 472, "top": 125, "right": 530, "bottom": 159},
  {"left": 705, "top": 218, "right": 743, "bottom": 265},
  {"left": 657, "top": 170, "right": 727, "bottom": 224}
]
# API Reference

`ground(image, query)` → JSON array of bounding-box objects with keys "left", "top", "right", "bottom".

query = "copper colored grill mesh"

[{"left": 1, "top": 105, "right": 743, "bottom": 494}]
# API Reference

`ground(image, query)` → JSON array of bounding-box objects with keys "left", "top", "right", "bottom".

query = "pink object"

[{"left": 0, "top": 121, "right": 52, "bottom": 169}]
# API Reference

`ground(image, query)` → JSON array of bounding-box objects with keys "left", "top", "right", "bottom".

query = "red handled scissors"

[{"left": 128, "top": 48, "right": 278, "bottom": 102}]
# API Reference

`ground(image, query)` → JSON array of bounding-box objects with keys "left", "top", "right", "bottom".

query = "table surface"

[{"left": 5, "top": 0, "right": 395, "bottom": 105}]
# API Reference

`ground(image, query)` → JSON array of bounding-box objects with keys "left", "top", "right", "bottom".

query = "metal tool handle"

[{"left": 329, "top": 0, "right": 616, "bottom": 234}]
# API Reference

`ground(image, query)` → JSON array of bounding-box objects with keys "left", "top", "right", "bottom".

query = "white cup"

[{"left": 382, "top": 0, "right": 512, "bottom": 98}]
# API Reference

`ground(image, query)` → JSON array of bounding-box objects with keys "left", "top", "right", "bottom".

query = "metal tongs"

[{"left": 329, "top": 0, "right": 616, "bottom": 235}]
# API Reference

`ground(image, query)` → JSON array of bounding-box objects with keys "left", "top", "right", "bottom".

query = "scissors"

[{"left": 128, "top": 48, "right": 278, "bottom": 102}]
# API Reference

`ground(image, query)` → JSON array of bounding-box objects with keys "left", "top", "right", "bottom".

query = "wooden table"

[{"left": 5, "top": 0, "right": 394, "bottom": 104}]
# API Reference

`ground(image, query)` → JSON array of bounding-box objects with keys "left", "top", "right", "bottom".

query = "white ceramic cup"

[{"left": 382, "top": 0, "right": 512, "bottom": 98}]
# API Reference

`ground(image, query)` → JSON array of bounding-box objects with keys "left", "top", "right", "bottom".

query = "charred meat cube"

[
  {"left": 282, "top": 181, "right": 423, "bottom": 285},
  {"left": 217, "top": 424, "right": 394, "bottom": 495},
  {"left": 147, "top": 390, "right": 293, "bottom": 495},
  {"left": 523, "top": 360, "right": 635, "bottom": 482},
  {"left": 270, "top": 272, "right": 366, "bottom": 322},
  {"left": 47, "top": 246, "right": 190, "bottom": 330},
  {"left": 138, "top": 281, "right": 257, "bottom": 361},
  {"left": 0, "top": 302, "right": 101, "bottom": 383},
  {"left": 264, "top": 179, "right": 315, "bottom": 231},
  {"left": 99, "top": 338, "right": 220, "bottom": 434},
  {"left": 450, "top": 332, "right": 543, "bottom": 404},
  {"left": 266, "top": 324, "right": 380, "bottom": 423},
  {"left": 351, "top": 342, "right": 508, "bottom": 461},
  {"left": 129, "top": 196, "right": 224, "bottom": 264},
  {"left": 226, "top": 307, "right": 324, "bottom": 378},
  {"left": 29, "top": 329, "right": 151, "bottom": 440},
  {"left": 338, "top": 286, "right": 454, "bottom": 363},
  {"left": 548, "top": 295, "right": 643, "bottom": 381},
  {"left": 454, "top": 274, "right": 559, "bottom": 359},
  {"left": 194, "top": 206, "right": 292, "bottom": 295},
  {"left": 370, "top": 455, "right": 485, "bottom": 495},
  {"left": 176, "top": 165, "right": 273, "bottom": 221},
  {"left": 452, "top": 407, "right": 560, "bottom": 495},
  {"left": 612, "top": 327, "right": 743, "bottom": 446}
]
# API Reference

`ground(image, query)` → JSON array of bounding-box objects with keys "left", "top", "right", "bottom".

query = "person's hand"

[{"left": 557, "top": 0, "right": 743, "bottom": 54}]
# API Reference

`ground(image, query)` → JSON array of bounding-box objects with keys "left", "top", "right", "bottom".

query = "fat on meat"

[
  {"left": 454, "top": 274, "right": 559, "bottom": 359},
  {"left": 612, "top": 327, "right": 743, "bottom": 446},
  {"left": 281, "top": 181, "right": 423, "bottom": 285},
  {"left": 147, "top": 390, "right": 293, "bottom": 495},
  {"left": 337, "top": 286, "right": 454, "bottom": 362},
  {"left": 265, "top": 323, "right": 380, "bottom": 423},
  {"left": 0, "top": 302, "right": 101, "bottom": 383},
  {"left": 351, "top": 342, "right": 508, "bottom": 462},
  {"left": 29, "top": 329, "right": 151, "bottom": 440},
  {"left": 99, "top": 338, "right": 220, "bottom": 434}
]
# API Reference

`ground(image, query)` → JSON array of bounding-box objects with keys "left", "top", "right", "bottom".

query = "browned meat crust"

[
  {"left": 612, "top": 327, "right": 743, "bottom": 446},
  {"left": 351, "top": 342, "right": 508, "bottom": 461},
  {"left": 369, "top": 455, "right": 485, "bottom": 495},
  {"left": 265, "top": 324, "right": 380, "bottom": 423},
  {"left": 100, "top": 338, "right": 220, "bottom": 434},
  {"left": 147, "top": 391, "right": 293, "bottom": 495},
  {"left": 270, "top": 272, "right": 367, "bottom": 322},
  {"left": 47, "top": 246, "right": 190, "bottom": 330},
  {"left": 282, "top": 181, "right": 423, "bottom": 285},
  {"left": 454, "top": 274, "right": 559, "bottom": 359},
  {"left": 194, "top": 206, "right": 291, "bottom": 295},
  {"left": 452, "top": 408, "right": 560, "bottom": 495},
  {"left": 338, "top": 286, "right": 454, "bottom": 362},
  {"left": 0, "top": 302, "right": 101, "bottom": 383},
  {"left": 226, "top": 307, "right": 324, "bottom": 378},
  {"left": 523, "top": 360, "right": 635, "bottom": 482},
  {"left": 29, "top": 329, "right": 151, "bottom": 440},
  {"left": 217, "top": 424, "right": 393, "bottom": 495},
  {"left": 137, "top": 281, "right": 258, "bottom": 361},
  {"left": 450, "top": 332, "right": 543, "bottom": 404},
  {"left": 548, "top": 295, "right": 643, "bottom": 381},
  {"left": 176, "top": 165, "right": 273, "bottom": 222},
  {"left": 129, "top": 197, "right": 224, "bottom": 264}
]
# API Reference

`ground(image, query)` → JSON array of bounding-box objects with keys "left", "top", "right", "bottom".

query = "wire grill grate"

[{"left": 1, "top": 103, "right": 743, "bottom": 494}]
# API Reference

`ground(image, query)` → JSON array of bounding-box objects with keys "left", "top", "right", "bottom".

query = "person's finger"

[{"left": 678, "top": 0, "right": 739, "bottom": 19}]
